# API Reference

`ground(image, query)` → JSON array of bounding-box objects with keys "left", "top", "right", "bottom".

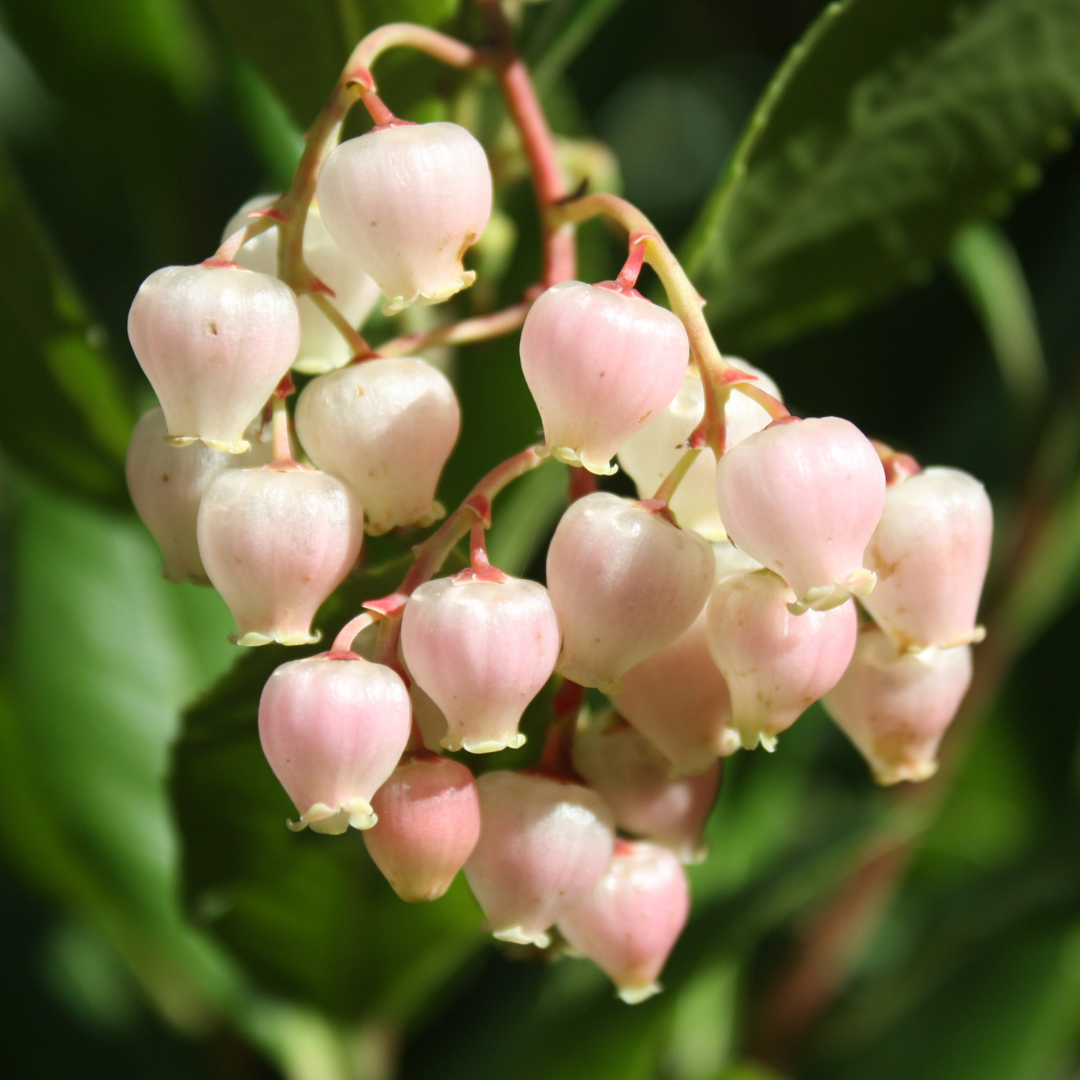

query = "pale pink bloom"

[
  {"left": 125, "top": 406, "right": 269, "bottom": 584},
  {"left": 715, "top": 417, "right": 885, "bottom": 613},
  {"left": 619, "top": 362, "right": 781, "bottom": 538},
  {"left": 558, "top": 840, "right": 690, "bottom": 1004},
  {"left": 464, "top": 771, "right": 615, "bottom": 948},
  {"left": 127, "top": 263, "right": 300, "bottom": 453},
  {"left": 224, "top": 195, "right": 380, "bottom": 374},
  {"left": 364, "top": 753, "right": 481, "bottom": 902},
  {"left": 706, "top": 569, "right": 858, "bottom": 750},
  {"left": 317, "top": 121, "right": 492, "bottom": 315},
  {"left": 572, "top": 713, "right": 721, "bottom": 863},
  {"left": 824, "top": 625, "right": 973, "bottom": 785},
  {"left": 861, "top": 467, "right": 992, "bottom": 651},
  {"left": 401, "top": 573, "right": 560, "bottom": 753},
  {"left": 520, "top": 281, "right": 689, "bottom": 475},
  {"left": 258, "top": 653, "right": 410, "bottom": 833},
  {"left": 295, "top": 358, "right": 460, "bottom": 535},
  {"left": 197, "top": 467, "right": 364, "bottom": 646},
  {"left": 611, "top": 609, "right": 737, "bottom": 776},
  {"left": 547, "top": 493, "right": 714, "bottom": 694}
]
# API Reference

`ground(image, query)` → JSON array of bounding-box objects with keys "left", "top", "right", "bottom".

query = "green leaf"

[
  {"left": 524, "top": 0, "right": 629, "bottom": 94},
  {"left": 200, "top": 0, "right": 461, "bottom": 128},
  {"left": 0, "top": 474, "right": 240, "bottom": 1022},
  {"left": 682, "top": 0, "right": 1080, "bottom": 351},
  {"left": 0, "top": 156, "right": 135, "bottom": 506}
]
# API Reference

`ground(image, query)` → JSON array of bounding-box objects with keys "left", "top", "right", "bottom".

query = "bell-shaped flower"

[
  {"left": 547, "top": 493, "right": 714, "bottom": 694},
  {"left": 363, "top": 752, "right": 481, "bottom": 902},
  {"left": 519, "top": 281, "right": 689, "bottom": 475},
  {"left": 258, "top": 652, "right": 410, "bottom": 833},
  {"left": 225, "top": 195, "right": 380, "bottom": 374},
  {"left": 464, "top": 771, "right": 615, "bottom": 948},
  {"left": 125, "top": 406, "right": 269, "bottom": 584},
  {"left": 127, "top": 262, "right": 300, "bottom": 452},
  {"left": 572, "top": 713, "right": 721, "bottom": 863},
  {"left": 197, "top": 466, "right": 364, "bottom": 645},
  {"left": 824, "top": 625, "right": 973, "bottom": 784},
  {"left": 715, "top": 417, "right": 885, "bottom": 613},
  {"left": 557, "top": 840, "right": 690, "bottom": 1004},
  {"left": 295, "top": 357, "right": 460, "bottom": 534},
  {"left": 861, "top": 467, "right": 992, "bottom": 652},
  {"left": 611, "top": 610, "right": 737, "bottom": 776},
  {"left": 400, "top": 572, "right": 560, "bottom": 753},
  {"left": 317, "top": 121, "right": 492, "bottom": 315},
  {"left": 706, "top": 569, "right": 858, "bottom": 750},
  {"left": 619, "top": 362, "right": 781, "bottom": 538}
]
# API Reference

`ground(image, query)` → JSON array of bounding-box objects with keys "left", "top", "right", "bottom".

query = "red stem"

[{"left": 478, "top": 0, "right": 576, "bottom": 287}]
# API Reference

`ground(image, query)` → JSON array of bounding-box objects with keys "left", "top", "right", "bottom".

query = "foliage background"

[{"left": 3, "top": 0, "right": 1080, "bottom": 1077}]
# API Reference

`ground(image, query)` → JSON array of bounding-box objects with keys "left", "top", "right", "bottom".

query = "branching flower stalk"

[{"left": 555, "top": 193, "right": 789, "bottom": 456}]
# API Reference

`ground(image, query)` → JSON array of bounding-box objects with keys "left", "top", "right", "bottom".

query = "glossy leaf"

[
  {"left": 682, "top": 0, "right": 1080, "bottom": 350},
  {"left": 0, "top": 475, "right": 239, "bottom": 1020}
]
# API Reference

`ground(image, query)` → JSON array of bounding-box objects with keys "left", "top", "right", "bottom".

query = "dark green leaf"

[
  {"left": 0, "top": 155, "right": 135, "bottom": 505},
  {"left": 524, "top": 0, "right": 629, "bottom": 94},
  {"left": 682, "top": 0, "right": 1080, "bottom": 351},
  {"left": 199, "top": 0, "right": 460, "bottom": 128}
]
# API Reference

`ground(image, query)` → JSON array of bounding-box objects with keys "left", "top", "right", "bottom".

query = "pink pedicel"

[
  {"left": 823, "top": 625, "right": 973, "bottom": 785},
  {"left": 714, "top": 416, "right": 885, "bottom": 613},
  {"left": 706, "top": 569, "right": 858, "bottom": 751},
  {"left": 572, "top": 713, "right": 721, "bottom": 863},
  {"left": 316, "top": 121, "right": 493, "bottom": 315},
  {"left": 861, "top": 467, "right": 992, "bottom": 652},
  {"left": 127, "top": 263, "right": 300, "bottom": 453},
  {"left": 611, "top": 609, "right": 738, "bottom": 776},
  {"left": 224, "top": 195, "right": 380, "bottom": 375},
  {"left": 519, "top": 281, "right": 689, "bottom": 475},
  {"left": 546, "top": 492, "right": 714, "bottom": 694},
  {"left": 295, "top": 358, "right": 461, "bottom": 535},
  {"left": 400, "top": 573, "right": 560, "bottom": 753},
  {"left": 363, "top": 753, "right": 481, "bottom": 902},
  {"left": 619, "top": 362, "right": 782, "bottom": 539},
  {"left": 464, "top": 771, "right": 615, "bottom": 948},
  {"left": 196, "top": 467, "right": 364, "bottom": 646},
  {"left": 258, "top": 653, "right": 410, "bottom": 833},
  {"left": 125, "top": 406, "right": 270, "bottom": 584},
  {"left": 557, "top": 840, "right": 690, "bottom": 1004}
]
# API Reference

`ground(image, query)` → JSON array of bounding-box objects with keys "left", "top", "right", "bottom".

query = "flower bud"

[
  {"left": 464, "top": 771, "right": 615, "bottom": 948},
  {"left": 317, "top": 121, "right": 492, "bottom": 315},
  {"left": 125, "top": 406, "right": 269, "bottom": 584},
  {"left": 400, "top": 573, "right": 560, "bottom": 753},
  {"left": 127, "top": 263, "right": 300, "bottom": 452},
  {"left": 294, "top": 358, "right": 460, "bottom": 534},
  {"left": 706, "top": 569, "right": 858, "bottom": 750},
  {"left": 823, "top": 626, "right": 973, "bottom": 784},
  {"left": 363, "top": 753, "right": 481, "bottom": 902},
  {"left": 197, "top": 467, "right": 364, "bottom": 645},
  {"left": 611, "top": 610, "right": 736, "bottom": 776},
  {"left": 572, "top": 714, "right": 720, "bottom": 862},
  {"left": 258, "top": 653, "right": 410, "bottom": 833},
  {"left": 619, "top": 362, "right": 781, "bottom": 538},
  {"left": 557, "top": 840, "right": 689, "bottom": 1004},
  {"left": 715, "top": 417, "right": 885, "bottom": 613},
  {"left": 547, "top": 493, "right": 714, "bottom": 694},
  {"left": 519, "top": 281, "right": 689, "bottom": 475},
  {"left": 861, "top": 467, "right": 992, "bottom": 651},
  {"left": 225, "top": 196, "right": 380, "bottom": 374},
  {"left": 409, "top": 680, "right": 449, "bottom": 753}
]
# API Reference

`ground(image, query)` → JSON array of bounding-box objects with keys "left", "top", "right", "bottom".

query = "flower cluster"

[{"left": 124, "top": 31, "right": 992, "bottom": 1005}]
